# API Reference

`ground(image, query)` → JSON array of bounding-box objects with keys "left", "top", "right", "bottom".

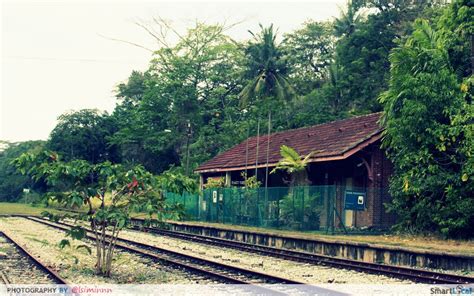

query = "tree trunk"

[{"left": 471, "top": 34, "right": 473, "bottom": 76}]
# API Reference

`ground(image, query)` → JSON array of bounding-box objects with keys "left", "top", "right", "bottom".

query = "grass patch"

[
  {"left": 0, "top": 202, "right": 64, "bottom": 216},
  {"left": 77, "top": 267, "right": 96, "bottom": 276},
  {"left": 0, "top": 202, "right": 151, "bottom": 219},
  {"left": 24, "top": 235, "right": 50, "bottom": 247}
]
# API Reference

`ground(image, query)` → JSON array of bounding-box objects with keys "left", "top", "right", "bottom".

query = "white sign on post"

[{"left": 212, "top": 191, "right": 217, "bottom": 203}]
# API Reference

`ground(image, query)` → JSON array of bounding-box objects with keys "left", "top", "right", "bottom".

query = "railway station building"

[{"left": 194, "top": 113, "right": 396, "bottom": 230}]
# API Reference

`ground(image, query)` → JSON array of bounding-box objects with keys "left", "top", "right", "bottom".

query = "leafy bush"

[
  {"left": 279, "top": 189, "right": 321, "bottom": 230},
  {"left": 203, "top": 177, "right": 225, "bottom": 189}
]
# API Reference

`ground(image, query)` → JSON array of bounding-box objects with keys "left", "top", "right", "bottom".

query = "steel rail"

[
  {"left": 24, "top": 216, "right": 341, "bottom": 295},
  {"left": 0, "top": 231, "right": 68, "bottom": 285},
  {"left": 128, "top": 221, "right": 474, "bottom": 285}
]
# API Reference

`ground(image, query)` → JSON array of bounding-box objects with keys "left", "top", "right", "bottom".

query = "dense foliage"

[
  {"left": 380, "top": 0, "right": 473, "bottom": 237},
  {"left": 48, "top": 109, "right": 120, "bottom": 164},
  {"left": 0, "top": 141, "right": 46, "bottom": 201},
  {"left": 108, "top": 2, "right": 439, "bottom": 175}
]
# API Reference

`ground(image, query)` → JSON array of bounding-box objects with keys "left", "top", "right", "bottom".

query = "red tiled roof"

[{"left": 195, "top": 112, "right": 383, "bottom": 173}]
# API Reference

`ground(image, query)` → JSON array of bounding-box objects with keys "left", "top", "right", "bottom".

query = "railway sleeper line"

[
  {"left": 24, "top": 216, "right": 339, "bottom": 296},
  {"left": 127, "top": 220, "right": 474, "bottom": 285}
]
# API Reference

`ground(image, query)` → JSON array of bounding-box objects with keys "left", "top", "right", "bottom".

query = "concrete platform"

[{"left": 165, "top": 220, "right": 474, "bottom": 272}]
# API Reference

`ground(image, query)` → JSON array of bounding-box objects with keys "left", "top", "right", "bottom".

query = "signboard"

[
  {"left": 212, "top": 191, "right": 218, "bottom": 203},
  {"left": 344, "top": 190, "right": 366, "bottom": 211}
]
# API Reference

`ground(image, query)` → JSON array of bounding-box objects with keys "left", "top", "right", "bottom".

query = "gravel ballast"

[{"left": 0, "top": 217, "right": 217, "bottom": 284}]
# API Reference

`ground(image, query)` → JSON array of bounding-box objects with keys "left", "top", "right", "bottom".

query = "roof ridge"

[{"left": 247, "top": 112, "right": 382, "bottom": 140}]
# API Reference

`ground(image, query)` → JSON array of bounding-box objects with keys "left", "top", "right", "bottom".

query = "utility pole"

[
  {"left": 185, "top": 120, "right": 192, "bottom": 176},
  {"left": 254, "top": 119, "right": 260, "bottom": 179}
]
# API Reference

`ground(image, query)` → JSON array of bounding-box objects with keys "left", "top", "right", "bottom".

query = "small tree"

[
  {"left": 271, "top": 145, "right": 318, "bottom": 228},
  {"left": 13, "top": 151, "right": 181, "bottom": 276},
  {"left": 241, "top": 172, "right": 261, "bottom": 189},
  {"left": 271, "top": 145, "right": 314, "bottom": 186}
]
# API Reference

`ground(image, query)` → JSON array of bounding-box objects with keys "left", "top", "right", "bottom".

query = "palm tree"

[
  {"left": 327, "top": 63, "right": 344, "bottom": 114},
  {"left": 271, "top": 145, "right": 318, "bottom": 229},
  {"left": 334, "top": 0, "right": 363, "bottom": 37},
  {"left": 240, "top": 24, "right": 294, "bottom": 106},
  {"left": 240, "top": 24, "right": 294, "bottom": 189}
]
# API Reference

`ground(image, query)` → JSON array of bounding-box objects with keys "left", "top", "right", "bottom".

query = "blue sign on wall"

[{"left": 344, "top": 190, "right": 366, "bottom": 211}]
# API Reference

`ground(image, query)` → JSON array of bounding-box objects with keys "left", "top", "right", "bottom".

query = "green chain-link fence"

[{"left": 165, "top": 185, "right": 388, "bottom": 232}]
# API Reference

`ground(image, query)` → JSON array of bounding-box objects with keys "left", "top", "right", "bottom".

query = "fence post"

[
  {"left": 183, "top": 193, "right": 186, "bottom": 210},
  {"left": 302, "top": 187, "right": 305, "bottom": 226},
  {"left": 196, "top": 192, "right": 199, "bottom": 220}
]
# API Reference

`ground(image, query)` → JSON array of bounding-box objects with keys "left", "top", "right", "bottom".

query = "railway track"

[
  {"left": 0, "top": 231, "right": 67, "bottom": 285},
  {"left": 128, "top": 219, "right": 474, "bottom": 285},
  {"left": 25, "top": 216, "right": 342, "bottom": 295}
]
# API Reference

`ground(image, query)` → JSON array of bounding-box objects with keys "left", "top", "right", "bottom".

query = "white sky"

[{"left": 1, "top": 0, "right": 345, "bottom": 142}]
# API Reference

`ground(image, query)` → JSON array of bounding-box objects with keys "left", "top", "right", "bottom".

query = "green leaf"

[
  {"left": 67, "top": 226, "right": 86, "bottom": 240},
  {"left": 58, "top": 239, "right": 70, "bottom": 249},
  {"left": 462, "top": 174, "right": 468, "bottom": 182},
  {"left": 76, "top": 244, "right": 92, "bottom": 255}
]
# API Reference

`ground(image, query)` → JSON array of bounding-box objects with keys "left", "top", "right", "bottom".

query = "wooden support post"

[
  {"left": 199, "top": 174, "right": 204, "bottom": 191},
  {"left": 225, "top": 172, "right": 231, "bottom": 187}
]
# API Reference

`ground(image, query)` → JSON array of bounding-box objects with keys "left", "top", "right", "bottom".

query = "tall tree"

[
  {"left": 240, "top": 24, "right": 294, "bottom": 110},
  {"left": 110, "top": 71, "right": 175, "bottom": 173},
  {"left": 48, "top": 109, "right": 119, "bottom": 164},
  {"left": 0, "top": 141, "right": 46, "bottom": 201},
  {"left": 240, "top": 24, "right": 295, "bottom": 188},
  {"left": 437, "top": 0, "right": 474, "bottom": 77},
  {"left": 380, "top": 6, "right": 473, "bottom": 238},
  {"left": 282, "top": 21, "right": 335, "bottom": 95},
  {"left": 334, "top": 0, "right": 363, "bottom": 37},
  {"left": 112, "top": 22, "right": 246, "bottom": 175},
  {"left": 334, "top": 0, "right": 444, "bottom": 114}
]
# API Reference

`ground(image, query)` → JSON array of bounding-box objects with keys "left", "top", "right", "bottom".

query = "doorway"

[{"left": 344, "top": 177, "right": 354, "bottom": 227}]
